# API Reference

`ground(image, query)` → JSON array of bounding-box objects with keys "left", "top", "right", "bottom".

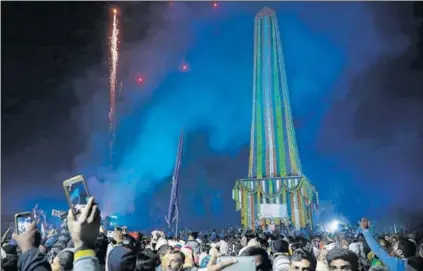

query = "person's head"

[
  {"left": 247, "top": 238, "right": 261, "bottom": 248},
  {"left": 166, "top": 250, "right": 185, "bottom": 271},
  {"left": 157, "top": 245, "right": 173, "bottom": 267},
  {"left": 326, "top": 247, "right": 359, "bottom": 271},
  {"left": 378, "top": 238, "right": 390, "bottom": 248},
  {"left": 240, "top": 246, "right": 272, "bottom": 271},
  {"left": 357, "top": 234, "right": 364, "bottom": 244},
  {"left": 202, "top": 243, "right": 211, "bottom": 253},
  {"left": 390, "top": 236, "right": 399, "bottom": 246},
  {"left": 391, "top": 238, "right": 416, "bottom": 258},
  {"left": 151, "top": 230, "right": 164, "bottom": 246},
  {"left": 272, "top": 239, "right": 289, "bottom": 255},
  {"left": 188, "top": 232, "right": 198, "bottom": 241},
  {"left": 290, "top": 243, "right": 303, "bottom": 254},
  {"left": 340, "top": 238, "right": 349, "bottom": 249},
  {"left": 122, "top": 233, "right": 137, "bottom": 251},
  {"left": 108, "top": 246, "right": 136, "bottom": 271},
  {"left": 312, "top": 238, "right": 320, "bottom": 248},
  {"left": 290, "top": 248, "right": 317, "bottom": 271},
  {"left": 129, "top": 232, "right": 143, "bottom": 252},
  {"left": 377, "top": 238, "right": 391, "bottom": 254},
  {"left": 51, "top": 249, "right": 74, "bottom": 271},
  {"left": 135, "top": 249, "right": 159, "bottom": 271}
]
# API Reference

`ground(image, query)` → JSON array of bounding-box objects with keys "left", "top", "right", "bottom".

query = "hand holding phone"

[
  {"left": 12, "top": 220, "right": 41, "bottom": 253},
  {"left": 63, "top": 175, "right": 90, "bottom": 215},
  {"left": 51, "top": 209, "right": 62, "bottom": 218},
  {"left": 114, "top": 227, "right": 124, "bottom": 242},
  {"left": 360, "top": 218, "right": 370, "bottom": 230},
  {"left": 14, "top": 212, "right": 33, "bottom": 235},
  {"left": 67, "top": 196, "right": 101, "bottom": 249}
]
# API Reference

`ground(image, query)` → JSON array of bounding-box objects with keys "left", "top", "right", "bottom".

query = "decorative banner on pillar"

[{"left": 260, "top": 204, "right": 288, "bottom": 218}]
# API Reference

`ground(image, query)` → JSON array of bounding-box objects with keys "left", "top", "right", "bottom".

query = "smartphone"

[
  {"left": 51, "top": 209, "right": 62, "bottom": 218},
  {"left": 15, "top": 212, "right": 33, "bottom": 235},
  {"left": 63, "top": 175, "right": 90, "bottom": 213},
  {"left": 217, "top": 256, "right": 256, "bottom": 271}
]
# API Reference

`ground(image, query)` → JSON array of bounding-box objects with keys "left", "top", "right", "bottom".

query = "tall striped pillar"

[{"left": 233, "top": 7, "right": 316, "bottom": 230}]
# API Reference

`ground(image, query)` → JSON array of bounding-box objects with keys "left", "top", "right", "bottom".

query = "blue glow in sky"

[{"left": 10, "top": 2, "right": 421, "bottom": 230}]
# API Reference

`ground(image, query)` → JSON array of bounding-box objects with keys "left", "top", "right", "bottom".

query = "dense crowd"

[{"left": 1, "top": 197, "right": 423, "bottom": 271}]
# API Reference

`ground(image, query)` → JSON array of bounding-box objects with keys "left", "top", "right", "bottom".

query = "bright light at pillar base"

[
  {"left": 328, "top": 220, "right": 339, "bottom": 232},
  {"left": 213, "top": 2, "right": 218, "bottom": 8}
]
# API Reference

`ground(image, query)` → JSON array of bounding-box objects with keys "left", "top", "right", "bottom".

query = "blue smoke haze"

[{"left": 5, "top": 2, "right": 421, "bottom": 230}]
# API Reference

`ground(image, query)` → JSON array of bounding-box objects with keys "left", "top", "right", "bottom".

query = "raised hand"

[
  {"left": 12, "top": 222, "right": 41, "bottom": 253},
  {"left": 67, "top": 197, "right": 101, "bottom": 249},
  {"left": 114, "top": 227, "right": 124, "bottom": 243},
  {"left": 206, "top": 247, "right": 238, "bottom": 271},
  {"left": 360, "top": 218, "right": 370, "bottom": 230}
]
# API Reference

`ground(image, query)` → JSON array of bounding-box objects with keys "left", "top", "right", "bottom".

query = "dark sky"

[
  {"left": 3, "top": 2, "right": 105, "bottom": 159},
  {"left": 2, "top": 2, "right": 423, "bottom": 229}
]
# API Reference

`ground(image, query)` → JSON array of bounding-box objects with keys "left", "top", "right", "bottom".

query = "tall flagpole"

[{"left": 165, "top": 132, "right": 184, "bottom": 236}]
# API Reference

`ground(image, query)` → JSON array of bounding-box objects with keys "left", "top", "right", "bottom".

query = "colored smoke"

[
  {"left": 77, "top": 2, "right": 423, "bottom": 225},
  {"left": 3, "top": 2, "right": 422, "bottom": 228}
]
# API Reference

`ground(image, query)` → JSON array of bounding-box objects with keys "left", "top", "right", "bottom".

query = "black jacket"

[{"left": 18, "top": 248, "right": 51, "bottom": 271}]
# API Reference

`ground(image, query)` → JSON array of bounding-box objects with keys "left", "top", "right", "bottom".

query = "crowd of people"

[{"left": 1, "top": 197, "right": 423, "bottom": 271}]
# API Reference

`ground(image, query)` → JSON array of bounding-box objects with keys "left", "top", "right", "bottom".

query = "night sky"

[{"left": 2, "top": 2, "right": 423, "bottom": 230}]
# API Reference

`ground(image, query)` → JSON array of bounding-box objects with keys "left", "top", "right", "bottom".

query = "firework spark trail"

[{"left": 109, "top": 8, "right": 119, "bottom": 166}]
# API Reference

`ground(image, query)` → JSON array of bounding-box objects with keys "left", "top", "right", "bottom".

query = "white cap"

[{"left": 156, "top": 238, "right": 168, "bottom": 251}]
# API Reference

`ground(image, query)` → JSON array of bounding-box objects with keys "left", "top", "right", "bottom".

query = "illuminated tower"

[{"left": 232, "top": 7, "right": 318, "bottom": 230}]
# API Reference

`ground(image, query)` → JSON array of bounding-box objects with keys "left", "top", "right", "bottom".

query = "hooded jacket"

[{"left": 272, "top": 254, "right": 290, "bottom": 271}]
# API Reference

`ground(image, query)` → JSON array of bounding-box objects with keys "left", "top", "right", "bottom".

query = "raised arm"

[
  {"left": 360, "top": 218, "right": 401, "bottom": 270},
  {"left": 68, "top": 197, "right": 101, "bottom": 271},
  {"left": 13, "top": 222, "right": 52, "bottom": 271}
]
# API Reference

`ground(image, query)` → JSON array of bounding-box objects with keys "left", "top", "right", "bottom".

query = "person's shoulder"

[
  {"left": 187, "top": 240, "right": 200, "bottom": 246},
  {"left": 274, "top": 254, "right": 290, "bottom": 262}
]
